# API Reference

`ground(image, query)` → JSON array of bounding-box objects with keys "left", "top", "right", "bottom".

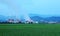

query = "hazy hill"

[{"left": 29, "top": 14, "right": 60, "bottom": 22}]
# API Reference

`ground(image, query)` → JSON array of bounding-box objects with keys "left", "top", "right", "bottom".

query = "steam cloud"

[{"left": 1, "top": 0, "right": 31, "bottom": 21}]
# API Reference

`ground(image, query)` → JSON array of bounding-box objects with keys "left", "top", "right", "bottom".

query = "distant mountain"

[
  {"left": 29, "top": 14, "right": 60, "bottom": 22},
  {"left": 0, "top": 15, "right": 7, "bottom": 22},
  {"left": 30, "top": 16, "right": 44, "bottom": 21},
  {"left": 29, "top": 14, "right": 52, "bottom": 18},
  {"left": 45, "top": 16, "right": 60, "bottom": 22},
  {"left": 29, "top": 14, "right": 44, "bottom": 22},
  {"left": 0, "top": 15, "right": 18, "bottom": 22}
]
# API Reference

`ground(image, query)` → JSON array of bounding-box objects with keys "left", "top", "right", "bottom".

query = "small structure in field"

[
  {"left": 25, "top": 19, "right": 34, "bottom": 24},
  {"left": 7, "top": 19, "right": 14, "bottom": 23},
  {"left": 13, "top": 19, "right": 21, "bottom": 23},
  {"left": 7, "top": 19, "right": 22, "bottom": 23}
]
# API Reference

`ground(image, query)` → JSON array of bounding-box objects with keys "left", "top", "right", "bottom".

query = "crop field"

[{"left": 0, "top": 24, "right": 60, "bottom": 36}]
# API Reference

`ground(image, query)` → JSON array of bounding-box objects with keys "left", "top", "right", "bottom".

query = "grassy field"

[{"left": 0, "top": 24, "right": 60, "bottom": 36}]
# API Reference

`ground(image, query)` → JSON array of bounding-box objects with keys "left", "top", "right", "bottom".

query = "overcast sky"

[{"left": 0, "top": 0, "right": 60, "bottom": 17}]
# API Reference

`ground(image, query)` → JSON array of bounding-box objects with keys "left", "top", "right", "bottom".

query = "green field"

[{"left": 0, "top": 24, "right": 60, "bottom": 36}]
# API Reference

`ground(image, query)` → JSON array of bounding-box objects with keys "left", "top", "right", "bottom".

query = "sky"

[{"left": 0, "top": 0, "right": 60, "bottom": 17}]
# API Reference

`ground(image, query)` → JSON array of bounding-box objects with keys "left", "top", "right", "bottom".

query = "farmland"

[{"left": 0, "top": 24, "right": 60, "bottom": 36}]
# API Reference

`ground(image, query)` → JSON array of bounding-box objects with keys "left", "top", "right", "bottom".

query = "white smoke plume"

[{"left": 0, "top": 0, "right": 32, "bottom": 21}]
